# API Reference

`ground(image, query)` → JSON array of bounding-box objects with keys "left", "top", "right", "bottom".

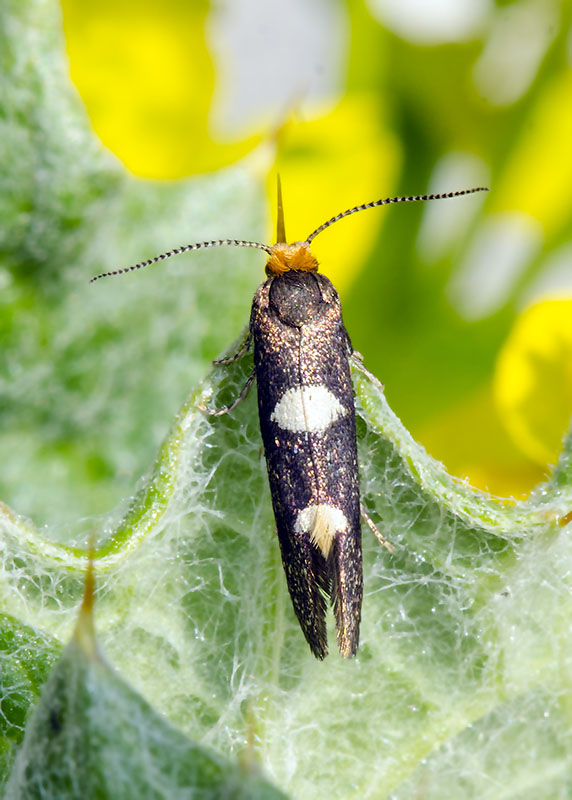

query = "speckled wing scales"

[{"left": 276, "top": 515, "right": 330, "bottom": 659}]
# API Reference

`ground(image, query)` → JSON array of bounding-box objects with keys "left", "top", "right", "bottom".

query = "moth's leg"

[
  {"left": 213, "top": 331, "right": 252, "bottom": 366},
  {"left": 198, "top": 370, "right": 256, "bottom": 417},
  {"left": 360, "top": 503, "right": 393, "bottom": 553},
  {"left": 351, "top": 351, "right": 384, "bottom": 392}
]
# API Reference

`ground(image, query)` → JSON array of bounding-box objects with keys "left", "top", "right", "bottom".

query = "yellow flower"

[
  {"left": 494, "top": 297, "right": 572, "bottom": 467},
  {"left": 60, "top": 0, "right": 257, "bottom": 177}
]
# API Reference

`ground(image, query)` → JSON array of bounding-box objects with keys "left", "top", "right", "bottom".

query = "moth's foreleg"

[
  {"left": 199, "top": 370, "right": 256, "bottom": 417},
  {"left": 351, "top": 351, "right": 384, "bottom": 392},
  {"left": 360, "top": 503, "right": 393, "bottom": 553},
  {"left": 213, "top": 331, "right": 253, "bottom": 366}
]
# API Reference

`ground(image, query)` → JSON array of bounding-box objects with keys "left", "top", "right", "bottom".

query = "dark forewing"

[{"left": 251, "top": 270, "right": 362, "bottom": 658}]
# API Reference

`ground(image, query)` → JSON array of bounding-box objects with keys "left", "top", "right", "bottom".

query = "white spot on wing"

[
  {"left": 270, "top": 385, "right": 346, "bottom": 433},
  {"left": 295, "top": 504, "right": 348, "bottom": 558}
]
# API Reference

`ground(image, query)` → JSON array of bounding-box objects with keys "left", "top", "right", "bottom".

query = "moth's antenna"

[
  {"left": 89, "top": 238, "right": 273, "bottom": 284},
  {"left": 276, "top": 174, "right": 287, "bottom": 244},
  {"left": 304, "top": 187, "right": 489, "bottom": 245}
]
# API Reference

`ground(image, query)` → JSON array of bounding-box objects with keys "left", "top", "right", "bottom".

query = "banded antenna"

[
  {"left": 89, "top": 183, "right": 488, "bottom": 283},
  {"left": 89, "top": 238, "right": 273, "bottom": 284},
  {"left": 304, "top": 187, "right": 489, "bottom": 244}
]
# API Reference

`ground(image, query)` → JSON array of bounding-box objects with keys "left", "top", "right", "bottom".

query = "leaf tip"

[{"left": 73, "top": 534, "right": 99, "bottom": 659}]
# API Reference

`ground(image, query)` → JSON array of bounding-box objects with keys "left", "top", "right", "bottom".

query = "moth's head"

[{"left": 265, "top": 242, "right": 319, "bottom": 276}]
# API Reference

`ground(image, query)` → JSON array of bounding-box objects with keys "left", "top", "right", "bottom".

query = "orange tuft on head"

[{"left": 265, "top": 242, "right": 319, "bottom": 276}]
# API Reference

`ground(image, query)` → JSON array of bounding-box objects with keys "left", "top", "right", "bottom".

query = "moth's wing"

[
  {"left": 330, "top": 525, "right": 363, "bottom": 658},
  {"left": 276, "top": 521, "right": 330, "bottom": 660}
]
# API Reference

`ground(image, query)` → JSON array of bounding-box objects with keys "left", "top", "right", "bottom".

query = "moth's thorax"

[
  {"left": 265, "top": 241, "right": 319, "bottom": 276},
  {"left": 268, "top": 270, "right": 325, "bottom": 327}
]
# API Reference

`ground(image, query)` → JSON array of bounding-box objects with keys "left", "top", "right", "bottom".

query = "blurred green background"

[
  {"left": 58, "top": 0, "right": 572, "bottom": 501},
  {"left": 2, "top": 0, "right": 571, "bottom": 530}
]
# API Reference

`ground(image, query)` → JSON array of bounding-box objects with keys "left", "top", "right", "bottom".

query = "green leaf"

[
  {"left": 3, "top": 354, "right": 572, "bottom": 796},
  {"left": 4, "top": 581, "right": 286, "bottom": 799},
  {"left": 0, "top": 613, "right": 62, "bottom": 779}
]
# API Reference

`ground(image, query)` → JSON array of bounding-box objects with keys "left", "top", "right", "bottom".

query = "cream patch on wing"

[
  {"left": 270, "top": 385, "right": 346, "bottom": 433},
  {"left": 295, "top": 504, "right": 349, "bottom": 558}
]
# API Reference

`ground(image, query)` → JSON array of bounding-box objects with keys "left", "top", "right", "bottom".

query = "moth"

[{"left": 91, "top": 179, "right": 487, "bottom": 659}]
